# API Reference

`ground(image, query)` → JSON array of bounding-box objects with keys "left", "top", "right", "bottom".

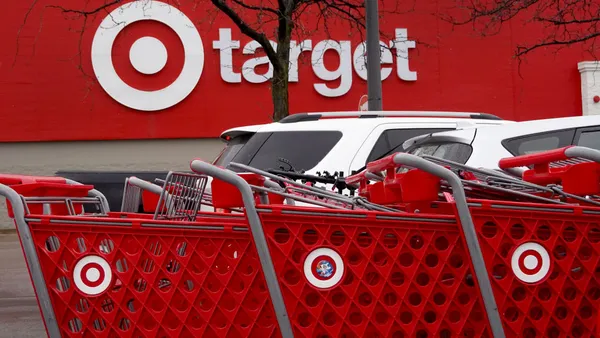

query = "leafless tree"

[
  {"left": 16, "top": 0, "right": 415, "bottom": 121},
  {"left": 443, "top": 0, "right": 600, "bottom": 58},
  {"left": 212, "top": 0, "right": 371, "bottom": 121}
]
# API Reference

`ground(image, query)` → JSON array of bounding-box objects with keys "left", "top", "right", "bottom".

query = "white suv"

[
  {"left": 402, "top": 115, "right": 600, "bottom": 170},
  {"left": 212, "top": 111, "right": 512, "bottom": 177}
]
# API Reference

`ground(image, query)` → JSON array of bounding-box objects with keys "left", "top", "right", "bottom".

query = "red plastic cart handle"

[
  {"left": 344, "top": 170, "right": 367, "bottom": 186},
  {"left": 347, "top": 152, "right": 431, "bottom": 186},
  {"left": 0, "top": 174, "right": 66, "bottom": 186},
  {"left": 366, "top": 153, "right": 398, "bottom": 172},
  {"left": 346, "top": 153, "right": 400, "bottom": 187},
  {"left": 345, "top": 153, "right": 400, "bottom": 190},
  {"left": 498, "top": 146, "right": 573, "bottom": 170}
]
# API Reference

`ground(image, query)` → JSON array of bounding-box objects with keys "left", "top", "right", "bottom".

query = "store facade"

[{"left": 0, "top": 0, "right": 599, "bottom": 167}]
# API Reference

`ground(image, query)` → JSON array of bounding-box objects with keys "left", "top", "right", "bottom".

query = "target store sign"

[
  {"left": 5, "top": 0, "right": 583, "bottom": 142},
  {"left": 91, "top": 1, "right": 417, "bottom": 112}
]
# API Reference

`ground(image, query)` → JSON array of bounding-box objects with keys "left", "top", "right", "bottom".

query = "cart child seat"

[
  {"left": 345, "top": 154, "right": 441, "bottom": 204},
  {"left": 0, "top": 174, "right": 96, "bottom": 217}
]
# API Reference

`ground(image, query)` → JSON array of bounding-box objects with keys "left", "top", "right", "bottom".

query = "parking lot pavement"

[{"left": 0, "top": 234, "right": 45, "bottom": 337}]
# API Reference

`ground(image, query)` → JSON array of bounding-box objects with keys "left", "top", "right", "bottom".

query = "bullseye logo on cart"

[
  {"left": 91, "top": 1, "right": 418, "bottom": 111},
  {"left": 304, "top": 247, "right": 344, "bottom": 289},
  {"left": 510, "top": 242, "right": 551, "bottom": 284},
  {"left": 73, "top": 255, "right": 113, "bottom": 296}
]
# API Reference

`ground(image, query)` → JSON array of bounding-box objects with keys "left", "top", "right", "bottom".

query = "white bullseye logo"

[
  {"left": 91, "top": 1, "right": 204, "bottom": 111},
  {"left": 511, "top": 242, "right": 551, "bottom": 284},
  {"left": 73, "top": 255, "right": 113, "bottom": 296},
  {"left": 303, "top": 248, "right": 344, "bottom": 289},
  {"left": 129, "top": 37, "right": 168, "bottom": 75}
]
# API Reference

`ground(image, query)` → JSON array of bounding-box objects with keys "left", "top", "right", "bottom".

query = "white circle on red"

[
  {"left": 511, "top": 242, "right": 550, "bottom": 284},
  {"left": 73, "top": 255, "right": 112, "bottom": 295},
  {"left": 523, "top": 255, "right": 538, "bottom": 270},
  {"left": 85, "top": 265, "right": 101, "bottom": 283},
  {"left": 129, "top": 37, "right": 168, "bottom": 75},
  {"left": 91, "top": 1, "right": 204, "bottom": 111},
  {"left": 303, "top": 248, "right": 344, "bottom": 289}
]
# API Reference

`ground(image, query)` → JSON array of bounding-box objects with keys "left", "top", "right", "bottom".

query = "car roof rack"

[{"left": 278, "top": 111, "right": 503, "bottom": 123}]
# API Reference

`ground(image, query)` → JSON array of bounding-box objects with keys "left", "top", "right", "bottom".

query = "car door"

[{"left": 348, "top": 122, "right": 456, "bottom": 174}]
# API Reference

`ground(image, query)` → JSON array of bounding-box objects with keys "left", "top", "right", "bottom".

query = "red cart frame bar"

[
  {"left": 190, "top": 160, "right": 296, "bottom": 337},
  {"left": 366, "top": 153, "right": 506, "bottom": 338}
]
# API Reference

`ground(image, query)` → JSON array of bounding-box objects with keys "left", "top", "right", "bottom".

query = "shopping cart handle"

[
  {"left": 0, "top": 174, "right": 66, "bottom": 186},
  {"left": 344, "top": 170, "right": 367, "bottom": 186},
  {"left": 366, "top": 153, "right": 399, "bottom": 173},
  {"left": 128, "top": 176, "right": 164, "bottom": 195},
  {"left": 498, "top": 146, "right": 573, "bottom": 169}
]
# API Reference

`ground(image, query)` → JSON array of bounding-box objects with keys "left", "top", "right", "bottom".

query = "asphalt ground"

[{"left": 0, "top": 233, "right": 46, "bottom": 337}]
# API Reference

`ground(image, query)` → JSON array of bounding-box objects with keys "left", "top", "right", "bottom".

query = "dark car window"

[
  {"left": 502, "top": 129, "right": 576, "bottom": 156},
  {"left": 226, "top": 132, "right": 272, "bottom": 167},
  {"left": 407, "top": 142, "right": 473, "bottom": 164},
  {"left": 227, "top": 130, "right": 343, "bottom": 172},
  {"left": 574, "top": 127, "right": 600, "bottom": 151},
  {"left": 213, "top": 133, "right": 255, "bottom": 166},
  {"left": 366, "top": 128, "right": 453, "bottom": 164}
]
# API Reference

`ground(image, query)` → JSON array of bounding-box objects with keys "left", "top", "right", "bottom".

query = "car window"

[
  {"left": 366, "top": 128, "right": 453, "bottom": 164},
  {"left": 502, "top": 129, "right": 576, "bottom": 156},
  {"left": 575, "top": 129, "right": 600, "bottom": 150},
  {"left": 228, "top": 130, "right": 343, "bottom": 172},
  {"left": 224, "top": 132, "right": 272, "bottom": 167},
  {"left": 407, "top": 142, "right": 473, "bottom": 164},
  {"left": 212, "top": 133, "right": 254, "bottom": 166}
]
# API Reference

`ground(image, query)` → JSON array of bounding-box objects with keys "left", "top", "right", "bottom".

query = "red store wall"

[{"left": 0, "top": 0, "right": 590, "bottom": 143}]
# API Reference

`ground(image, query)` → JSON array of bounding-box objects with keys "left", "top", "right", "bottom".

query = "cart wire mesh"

[
  {"left": 153, "top": 171, "right": 207, "bottom": 221},
  {"left": 121, "top": 177, "right": 143, "bottom": 213}
]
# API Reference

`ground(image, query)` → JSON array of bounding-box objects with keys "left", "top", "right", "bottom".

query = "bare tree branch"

[
  {"left": 211, "top": 0, "right": 282, "bottom": 71},
  {"left": 46, "top": 0, "right": 123, "bottom": 16},
  {"left": 516, "top": 31, "right": 600, "bottom": 56},
  {"left": 443, "top": 0, "right": 600, "bottom": 58},
  {"left": 230, "top": 0, "right": 279, "bottom": 15},
  {"left": 13, "top": 0, "right": 40, "bottom": 67}
]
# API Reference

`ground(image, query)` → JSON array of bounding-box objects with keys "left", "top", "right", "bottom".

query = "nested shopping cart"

[{"left": 1, "top": 147, "right": 600, "bottom": 337}]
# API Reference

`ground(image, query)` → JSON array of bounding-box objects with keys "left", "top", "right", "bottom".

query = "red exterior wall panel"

[{"left": 0, "top": 0, "right": 590, "bottom": 142}]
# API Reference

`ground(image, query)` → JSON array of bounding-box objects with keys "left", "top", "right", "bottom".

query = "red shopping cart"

[
  {"left": 1, "top": 148, "right": 600, "bottom": 337},
  {"left": 346, "top": 146, "right": 600, "bottom": 337}
]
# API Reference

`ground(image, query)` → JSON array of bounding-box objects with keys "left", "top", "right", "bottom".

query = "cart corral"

[{"left": 1, "top": 146, "right": 600, "bottom": 337}]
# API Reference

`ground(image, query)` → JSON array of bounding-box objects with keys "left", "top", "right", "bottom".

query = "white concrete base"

[
  {"left": 578, "top": 61, "right": 600, "bottom": 116},
  {"left": 0, "top": 138, "right": 224, "bottom": 228}
]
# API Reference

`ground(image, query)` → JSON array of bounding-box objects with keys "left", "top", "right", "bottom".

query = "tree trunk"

[
  {"left": 271, "top": 65, "right": 289, "bottom": 121},
  {"left": 271, "top": 17, "right": 293, "bottom": 122}
]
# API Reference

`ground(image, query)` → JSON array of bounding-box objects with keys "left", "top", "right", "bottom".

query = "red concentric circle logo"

[
  {"left": 73, "top": 255, "right": 112, "bottom": 296},
  {"left": 303, "top": 248, "right": 344, "bottom": 289},
  {"left": 510, "top": 242, "right": 551, "bottom": 284},
  {"left": 91, "top": 1, "right": 204, "bottom": 111}
]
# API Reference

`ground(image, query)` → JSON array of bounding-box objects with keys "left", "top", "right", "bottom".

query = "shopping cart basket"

[
  {"left": 345, "top": 146, "right": 600, "bottom": 337},
  {"left": 2, "top": 149, "right": 600, "bottom": 337}
]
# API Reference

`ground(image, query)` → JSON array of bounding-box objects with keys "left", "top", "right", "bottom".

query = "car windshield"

[
  {"left": 214, "top": 130, "right": 343, "bottom": 172},
  {"left": 407, "top": 141, "right": 473, "bottom": 164}
]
